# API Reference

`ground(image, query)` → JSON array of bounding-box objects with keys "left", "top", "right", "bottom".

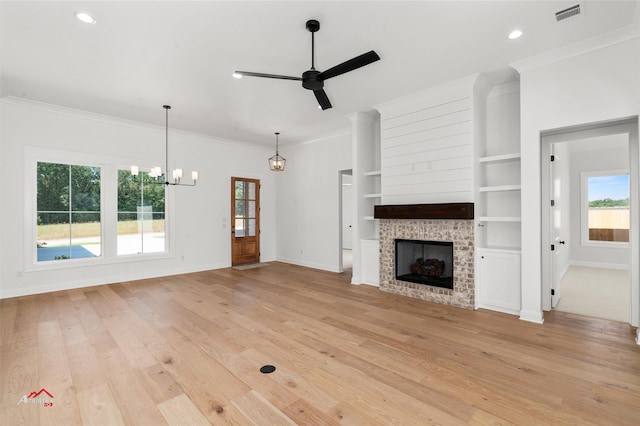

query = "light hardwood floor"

[{"left": 1, "top": 262, "right": 639, "bottom": 425}]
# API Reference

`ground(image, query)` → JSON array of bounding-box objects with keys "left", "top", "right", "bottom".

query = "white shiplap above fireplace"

[{"left": 375, "top": 74, "right": 485, "bottom": 205}]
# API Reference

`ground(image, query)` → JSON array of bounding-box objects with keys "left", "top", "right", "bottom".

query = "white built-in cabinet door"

[{"left": 477, "top": 248, "right": 521, "bottom": 315}]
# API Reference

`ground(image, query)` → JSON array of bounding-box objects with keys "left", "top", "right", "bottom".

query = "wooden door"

[{"left": 231, "top": 177, "right": 260, "bottom": 265}]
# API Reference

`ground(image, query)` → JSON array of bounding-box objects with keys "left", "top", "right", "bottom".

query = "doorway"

[
  {"left": 541, "top": 119, "right": 638, "bottom": 325},
  {"left": 339, "top": 170, "right": 353, "bottom": 273},
  {"left": 231, "top": 177, "right": 260, "bottom": 266}
]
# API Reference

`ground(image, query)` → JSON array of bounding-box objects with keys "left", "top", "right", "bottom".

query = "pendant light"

[
  {"left": 131, "top": 105, "right": 198, "bottom": 186},
  {"left": 268, "top": 132, "right": 286, "bottom": 171}
]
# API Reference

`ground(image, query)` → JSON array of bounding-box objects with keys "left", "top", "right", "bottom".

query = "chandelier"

[
  {"left": 131, "top": 105, "right": 198, "bottom": 186},
  {"left": 268, "top": 132, "right": 286, "bottom": 171}
]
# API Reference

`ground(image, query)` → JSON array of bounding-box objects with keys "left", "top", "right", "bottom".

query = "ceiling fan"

[{"left": 233, "top": 19, "right": 380, "bottom": 110}]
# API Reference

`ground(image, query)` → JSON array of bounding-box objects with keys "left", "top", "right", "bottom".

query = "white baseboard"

[
  {"left": 478, "top": 303, "right": 520, "bottom": 316},
  {"left": 519, "top": 309, "right": 544, "bottom": 324},
  {"left": 275, "top": 257, "right": 340, "bottom": 273},
  {"left": 0, "top": 262, "right": 226, "bottom": 299}
]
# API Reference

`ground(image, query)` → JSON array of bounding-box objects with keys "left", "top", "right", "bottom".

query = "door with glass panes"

[{"left": 231, "top": 177, "right": 260, "bottom": 265}]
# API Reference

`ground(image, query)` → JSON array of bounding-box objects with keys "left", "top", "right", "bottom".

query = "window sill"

[
  {"left": 580, "top": 241, "right": 629, "bottom": 249},
  {"left": 26, "top": 251, "right": 173, "bottom": 272}
]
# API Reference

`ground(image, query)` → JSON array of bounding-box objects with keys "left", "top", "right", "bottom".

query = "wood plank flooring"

[{"left": 1, "top": 262, "right": 639, "bottom": 425}]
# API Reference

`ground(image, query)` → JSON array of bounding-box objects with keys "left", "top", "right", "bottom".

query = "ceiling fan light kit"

[{"left": 234, "top": 19, "right": 380, "bottom": 110}]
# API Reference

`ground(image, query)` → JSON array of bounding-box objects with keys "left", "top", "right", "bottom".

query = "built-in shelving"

[
  {"left": 478, "top": 153, "right": 521, "bottom": 163},
  {"left": 364, "top": 193, "right": 381, "bottom": 198},
  {"left": 364, "top": 170, "right": 381, "bottom": 176},
  {"left": 481, "top": 246, "right": 522, "bottom": 253},
  {"left": 475, "top": 81, "right": 522, "bottom": 315},
  {"left": 479, "top": 184, "right": 521, "bottom": 192},
  {"left": 478, "top": 216, "right": 521, "bottom": 222}
]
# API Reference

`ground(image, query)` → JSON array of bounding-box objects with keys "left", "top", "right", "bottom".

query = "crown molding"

[
  {"left": 0, "top": 96, "right": 268, "bottom": 151},
  {"left": 510, "top": 19, "right": 640, "bottom": 73}
]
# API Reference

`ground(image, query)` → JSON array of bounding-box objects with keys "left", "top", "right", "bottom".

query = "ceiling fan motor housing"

[
  {"left": 306, "top": 20, "right": 320, "bottom": 32},
  {"left": 302, "top": 70, "right": 323, "bottom": 90}
]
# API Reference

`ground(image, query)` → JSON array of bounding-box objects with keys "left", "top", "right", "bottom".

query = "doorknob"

[{"left": 559, "top": 240, "right": 565, "bottom": 244}]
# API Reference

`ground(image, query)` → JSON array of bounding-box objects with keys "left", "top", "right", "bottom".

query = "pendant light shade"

[{"left": 268, "top": 132, "right": 286, "bottom": 171}]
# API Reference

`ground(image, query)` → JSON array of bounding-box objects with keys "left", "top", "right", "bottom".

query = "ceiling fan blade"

[
  {"left": 234, "top": 71, "right": 302, "bottom": 81},
  {"left": 314, "top": 89, "right": 332, "bottom": 110},
  {"left": 317, "top": 50, "right": 380, "bottom": 81}
]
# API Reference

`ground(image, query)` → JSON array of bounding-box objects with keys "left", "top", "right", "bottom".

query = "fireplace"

[
  {"left": 395, "top": 239, "right": 453, "bottom": 289},
  {"left": 375, "top": 203, "right": 475, "bottom": 309}
]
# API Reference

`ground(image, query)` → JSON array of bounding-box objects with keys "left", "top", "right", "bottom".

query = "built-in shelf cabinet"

[
  {"left": 476, "top": 80, "right": 521, "bottom": 314},
  {"left": 351, "top": 111, "right": 381, "bottom": 286}
]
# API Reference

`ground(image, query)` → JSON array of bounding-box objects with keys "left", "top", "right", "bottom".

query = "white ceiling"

[{"left": 1, "top": 1, "right": 638, "bottom": 146}]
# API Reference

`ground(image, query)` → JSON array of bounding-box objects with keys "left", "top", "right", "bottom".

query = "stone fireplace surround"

[{"left": 375, "top": 204, "right": 475, "bottom": 309}]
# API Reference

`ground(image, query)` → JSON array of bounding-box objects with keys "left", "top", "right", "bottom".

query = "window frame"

[
  {"left": 36, "top": 161, "right": 103, "bottom": 263},
  {"left": 25, "top": 147, "right": 172, "bottom": 272},
  {"left": 580, "top": 169, "right": 630, "bottom": 248}
]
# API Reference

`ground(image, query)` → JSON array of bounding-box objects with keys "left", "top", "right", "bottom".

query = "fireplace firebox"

[{"left": 395, "top": 239, "right": 453, "bottom": 289}]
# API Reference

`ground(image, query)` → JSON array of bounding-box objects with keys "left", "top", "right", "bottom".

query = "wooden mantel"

[{"left": 374, "top": 203, "right": 474, "bottom": 220}]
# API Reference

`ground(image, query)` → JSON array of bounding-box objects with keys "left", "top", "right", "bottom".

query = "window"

[
  {"left": 117, "top": 169, "right": 166, "bottom": 255},
  {"left": 582, "top": 171, "right": 629, "bottom": 245},
  {"left": 234, "top": 179, "right": 257, "bottom": 237},
  {"left": 36, "top": 162, "right": 101, "bottom": 262}
]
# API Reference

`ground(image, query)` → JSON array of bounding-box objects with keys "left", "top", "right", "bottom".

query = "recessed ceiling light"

[
  {"left": 508, "top": 29, "right": 523, "bottom": 40},
  {"left": 75, "top": 12, "right": 96, "bottom": 24},
  {"left": 232, "top": 72, "right": 243, "bottom": 79}
]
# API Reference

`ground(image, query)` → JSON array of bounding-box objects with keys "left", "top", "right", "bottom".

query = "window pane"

[
  {"left": 248, "top": 219, "right": 256, "bottom": 237},
  {"left": 145, "top": 212, "right": 165, "bottom": 254},
  {"left": 235, "top": 200, "right": 245, "bottom": 218},
  {"left": 235, "top": 181, "right": 244, "bottom": 199},
  {"left": 70, "top": 165, "right": 101, "bottom": 212},
  {"left": 248, "top": 201, "right": 256, "bottom": 218},
  {"left": 235, "top": 218, "right": 245, "bottom": 237},
  {"left": 37, "top": 162, "right": 69, "bottom": 211},
  {"left": 37, "top": 212, "right": 71, "bottom": 261},
  {"left": 587, "top": 174, "right": 629, "bottom": 243},
  {"left": 117, "top": 212, "right": 142, "bottom": 255},
  {"left": 71, "top": 212, "right": 101, "bottom": 258},
  {"left": 248, "top": 182, "right": 256, "bottom": 200},
  {"left": 118, "top": 170, "right": 141, "bottom": 210}
]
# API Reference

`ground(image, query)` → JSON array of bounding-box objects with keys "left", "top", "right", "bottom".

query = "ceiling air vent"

[{"left": 555, "top": 4, "right": 582, "bottom": 22}]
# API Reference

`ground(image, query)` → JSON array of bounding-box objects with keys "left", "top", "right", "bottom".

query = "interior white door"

[
  {"left": 550, "top": 149, "right": 563, "bottom": 308},
  {"left": 342, "top": 177, "right": 352, "bottom": 249}
]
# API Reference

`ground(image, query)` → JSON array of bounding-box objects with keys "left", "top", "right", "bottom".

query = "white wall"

[
  {"left": 516, "top": 35, "right": 640, "bottom": 324},
  {"left": 275, "top": 130, "right": 352, "bottom": 272},
  {"left": 569, "top": 144, "right": 630, "bottom": 267},
  {"left": 0, "top": 97, "right": 275, "bottom": 298}
]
